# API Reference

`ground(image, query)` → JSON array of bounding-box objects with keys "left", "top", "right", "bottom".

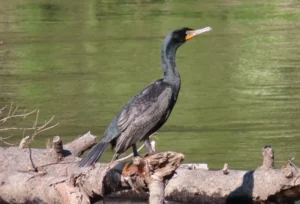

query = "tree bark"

[
  {"left": 0, "top": 132, "right": 184, "bottom": 204},
  {"left": 107, "top": 146, "right": 300, "bottom": 204},
  {"left": 0, "top": 134, "right": 299, "bottom": 204}
]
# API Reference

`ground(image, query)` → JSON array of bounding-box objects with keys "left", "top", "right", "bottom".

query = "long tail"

[{"left": 77, "top": 142, "right": 109, "bottom": 167}]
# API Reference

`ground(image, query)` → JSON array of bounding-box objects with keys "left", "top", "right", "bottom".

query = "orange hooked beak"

[{"left": 185, "top": 27, "right": 212, "bottom": 41}]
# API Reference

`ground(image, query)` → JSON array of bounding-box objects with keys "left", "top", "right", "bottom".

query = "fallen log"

[
  {"left": 0, "top": 133, "right": 299, "bottom": 204},
  {"left": 0, "top": 132, "right": 184, "bottom": 204},
  {"left": 106, "top": 146, "right": 300, "bottom": 204}
]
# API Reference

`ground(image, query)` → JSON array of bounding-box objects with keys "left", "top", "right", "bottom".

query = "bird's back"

[{"left": 101, "top": 79, "right": 178, "bottom": 153}]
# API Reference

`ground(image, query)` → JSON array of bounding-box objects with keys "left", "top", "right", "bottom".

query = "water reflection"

[{"left": 0, "top": 0, "right": 300, "bottom": 169}]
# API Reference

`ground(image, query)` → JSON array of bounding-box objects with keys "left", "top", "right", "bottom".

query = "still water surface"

[{"left": 1, "top": 0, "right": 300, "bottom": 169}]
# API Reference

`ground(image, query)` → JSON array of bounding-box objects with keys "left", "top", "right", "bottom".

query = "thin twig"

[
  {"left": 19, "top": 136, "right": 30, "bottom": 149},
  {"left": 38, "top": 116, "right": 54, "bottom": 131},
  {"left": 0, "top": 104, "right": 59, "bottom": 146},
  {"left": 28, "top": 144, "right": 37, "bottom": 172},
  {"left": 7, "top": 102, "right": 13, "bottom": 118},
  {"left": 22, "top": 128, "right": 26, "bottom": 138},
  {"left": 1, "top": 140, "right": 15, "bottom": 146},
  {"left": 0, "top": 120, "right": 59, "bottom": 134},
  {"left": 116, "top": 143, "right": 146, "bottom": 162},
  {"left": 12, "top": 105, "right": 18, "bottom": 116},
  {"left": 32, "top": 122, "right": 59, "bottom": 138},
  {"left": 116, "top": 133, "right": 157, "bottom": 162},
  {"left": 32, "top": 109, "right": 39, "bottom": 137},
  {"left": 0, "top": 127, "right": 38, "bottom": 131},
  {"left": 0, "top": 108, "right": 37, "bottom": 123},
  {"left": 0, "top": 135, "right": 15, "bottom": 146},
  {"left": 0, "top": 105, "right": 6, "bottom": 112},
  {"left": 0, "top": 135, "right": 13, "bottom": 140},
  {"left": 288, "top": 158, "right": 299, "bottom": 172}
]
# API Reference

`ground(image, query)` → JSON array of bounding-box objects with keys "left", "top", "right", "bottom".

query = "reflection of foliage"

[
  {"left": 2, "top": 0, "right": 299, "bottom": 168},
  {"left": 39, "top": 3, "right": 60, "bottom": 21},
  {"left": 0, "top": 103, "right": 59, "bottom": 147}
]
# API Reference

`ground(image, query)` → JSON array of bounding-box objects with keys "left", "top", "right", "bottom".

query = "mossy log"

[{"left": 0, "top": 133, "right": 299, "bottom": 204}]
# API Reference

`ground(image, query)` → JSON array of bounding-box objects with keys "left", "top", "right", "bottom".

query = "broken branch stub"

[
  {"left": 260, "top": 145, "right": 274, "bottom": 170},
  {"left": 121, "top": 152, "right": 184, "bottom": 204},
  {"left": 19, "top": 136, "right": 30, "bottom": 149},
  {"left": 64, "top": 131, "right": 97, "bottom": 157},
  {"left": 53, "top": 136, "right": 63, "bottom": 160},
  {"left": 2, "top": 135, "right": 300, "bottom": 204},
  {"left": 147, "top": 151, "right": 184, "bottom": 180}
]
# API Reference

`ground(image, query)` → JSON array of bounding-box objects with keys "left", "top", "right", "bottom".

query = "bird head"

[{"left": 171, "top": 27, "right": 212, "bottom": 44}]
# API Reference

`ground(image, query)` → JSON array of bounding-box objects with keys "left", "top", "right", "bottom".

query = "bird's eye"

[{"left": 186, "top": 31, "right": 190, "bottom": 35}]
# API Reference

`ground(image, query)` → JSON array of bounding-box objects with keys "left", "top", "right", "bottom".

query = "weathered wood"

[
  {"left": 18, "top": 136, "right": 30, "bottom": 149},
  {"left": 0, "top": 134, "right": 300, "bottom": 204},
  {"left": 63, "top": 131, "right": 97, "bottom": 157},
  {"left": 0, "top": 133, "right": 183, "bottom": 204},
  {"left": 53, "top": 136, "right": 63, "bottom": 160},
  {"left": 107, "top": 146, "right": 300, "bottom": 204},
  {"left": 149, "top": 181, "right": 165, "bottom": 204}
]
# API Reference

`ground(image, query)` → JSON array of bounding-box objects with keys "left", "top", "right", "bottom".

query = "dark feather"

[
  {"left": 115, "top": 80, "right": 174, "bottom": 153},
  {"left": 76, "top": 26, "right": 206, "bottom": 167},
  {"left": 77, "top": 142, "right": 109, "bottom": 167}
]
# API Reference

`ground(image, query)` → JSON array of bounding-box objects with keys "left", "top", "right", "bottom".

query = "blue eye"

[{"left": 186, "top": 31, "right": 190, "bottom": 35}]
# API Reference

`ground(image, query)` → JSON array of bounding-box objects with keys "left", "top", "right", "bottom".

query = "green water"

[{"left": 1, "top": 0, "right": 300, "bottom": 169}]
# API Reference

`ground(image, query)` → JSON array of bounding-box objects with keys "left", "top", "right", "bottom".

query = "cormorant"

[{"left": 78, "top": 26, "right": 212, "bottom": 167}]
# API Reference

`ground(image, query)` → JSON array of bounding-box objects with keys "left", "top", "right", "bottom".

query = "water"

[{"left": 1, "top": 0, "right": 300, "bottom": 170}]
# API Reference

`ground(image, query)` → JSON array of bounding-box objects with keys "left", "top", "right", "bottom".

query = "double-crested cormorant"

[{"left": 78, "top": 26, "right": 212, "bottom": 167}]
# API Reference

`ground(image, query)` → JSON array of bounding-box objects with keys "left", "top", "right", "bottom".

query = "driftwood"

[
  {"left": 0, "top": 132, "right": 184, "bottom": 204},
  {"left": 0, "top": 133, "right": 300, "bottom": 204}
]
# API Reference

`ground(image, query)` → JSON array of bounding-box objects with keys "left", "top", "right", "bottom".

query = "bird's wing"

[{"left": 115, "top": 81, "right": 173, "bottom": 152}]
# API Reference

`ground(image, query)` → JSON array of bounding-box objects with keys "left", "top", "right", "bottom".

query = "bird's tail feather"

[{"left": 77, "top": 142, "right": 108, "bottom": 167}]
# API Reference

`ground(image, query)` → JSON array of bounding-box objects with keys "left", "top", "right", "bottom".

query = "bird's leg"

[
  {"left": 145, "top": 138, "right": 155, "bottom": 154},
  {"left": 132, "top": 144, "right": 140, "bottom": 157}
]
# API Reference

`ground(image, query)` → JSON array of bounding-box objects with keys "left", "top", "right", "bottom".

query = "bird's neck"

[{"left": 161, "top": 35, "right": 181, "bottom": 86}]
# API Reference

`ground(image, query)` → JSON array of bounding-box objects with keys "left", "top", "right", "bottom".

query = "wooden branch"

[
  {"left": 53, "top": 136, "right": 63, "bottom": 160},
  {"left": 163, "top": 146, "right": 300, "bottom": 204},
  {"left": 149, "top": 181, "right": 164, "bottom": 204},
  {"left": 0, "top": 105, "right": 58, "bottom": 146},
  {"left": 108, "top": 146, "right": 300, "bottom": 204},
  {"left": 116, "top": 143, "right": 146, "bottom": 162},
  {"left": 0, "top": 105, "right": 6, "bottom": 113},
  {"left": 19, "top": 136, "right": 30, "bottom": 149},
  {"left": 222, "top": 163, "right": 229, "bottom": 175},
  {"left": 0, "top": 134, "right": 184, "bottom": 204},
  {"left": 64, "top": 131, "right": 97, "bottom": 157},
  {"left": 0, "top": 127, "right": 37, "bottom": 131},
  {"left": 1, "top": 135, "right": 300, "bottom": 204},
  {"left": 151, "top": 140, "right": 156, "bottom": 152},
  {"left": 260, "top": 145, "right": 274, "bottom": 170},
  {"left": 0, "top": 104, "right": 37, "bottom": 123},
  {"left": 117, "top": 132, "right": 157, "bottom": 162},
  {"left": 0, "top": 135, "right": 15, "bottom": 146},
  {"left": 0, "top": 170, "right": 62, "bottom": 203}
]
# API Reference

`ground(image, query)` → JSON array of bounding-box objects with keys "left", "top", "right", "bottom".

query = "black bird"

[{"left": 78, "top": 26, "right": 212, "bottom": 167}]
